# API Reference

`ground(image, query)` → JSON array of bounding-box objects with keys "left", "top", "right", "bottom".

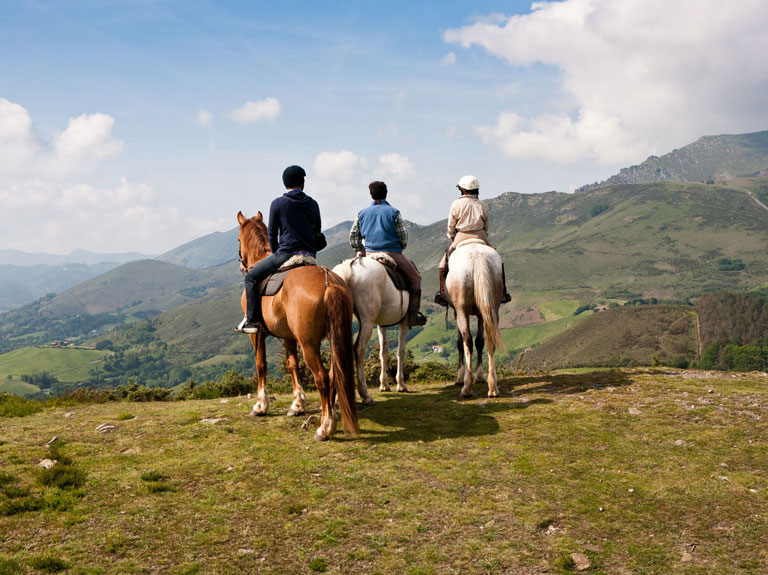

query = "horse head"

[{"left": 237, "top": 211, "right": 271, "bottom": 271}]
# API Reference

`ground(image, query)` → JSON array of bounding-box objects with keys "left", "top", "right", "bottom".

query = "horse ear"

[
  {"left": 255, "top": 211, "right": 263, "bottom": 222},
  {"left": 237, "top": 211, "right": 247, "bottom": 225}
]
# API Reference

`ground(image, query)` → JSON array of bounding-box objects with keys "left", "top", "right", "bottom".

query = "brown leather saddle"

[{"left": 259, "top": 263, "right": 314, "bottom": 297}]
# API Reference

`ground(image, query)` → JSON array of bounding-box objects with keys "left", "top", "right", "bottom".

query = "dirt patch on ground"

[{"left": 501, "top": 306, "right": 543, "bottom": 329}]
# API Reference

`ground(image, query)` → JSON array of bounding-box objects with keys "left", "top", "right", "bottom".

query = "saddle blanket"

[{"left": 365, "top": 253, "right": 409, "bottom": 292}]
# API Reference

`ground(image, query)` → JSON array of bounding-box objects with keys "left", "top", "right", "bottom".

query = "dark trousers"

[{"left": 244, "top": 252, "right": 293, "bottom": 323}]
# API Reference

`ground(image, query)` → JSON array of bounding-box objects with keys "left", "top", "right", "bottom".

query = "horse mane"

[{"left": 241, "top": 215, "right": 271, "bottom": 260}]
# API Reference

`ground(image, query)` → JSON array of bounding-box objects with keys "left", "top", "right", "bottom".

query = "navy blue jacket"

[{"left": 268, "top": 190, "right": 322, "bottom": 256}]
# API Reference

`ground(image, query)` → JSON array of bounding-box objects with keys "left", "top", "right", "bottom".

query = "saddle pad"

[
  {"left": 455, "top": 238, "right": 487, "bottom": 249},
  {"left": 384, "top": 264, "right": 409, "bottom": 292},
  {"left": 366, "top": 252, "right": 396, "bottom": 268},
  {"left": 260, "top": 263, "right": 315, "bottom": 297}
]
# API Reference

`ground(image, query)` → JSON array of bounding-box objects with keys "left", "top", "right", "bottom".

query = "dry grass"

[{"left": 1, "top": 369, "right": 767, "bottom": 574}]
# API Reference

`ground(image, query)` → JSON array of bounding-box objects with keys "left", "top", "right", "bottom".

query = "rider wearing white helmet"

[{"left": 434, "top": 175, "right": 511, "bottom": 306}]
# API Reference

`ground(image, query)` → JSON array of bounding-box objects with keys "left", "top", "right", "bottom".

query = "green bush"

[
  {"left": 409, "top": 361, "right": 456, "bottom": 383},
  {"left": 0, "top": 393, "right": 43, "bottom": 417},
  {"left": 28, "top": 555, "right": 70, "bottom": 573}
]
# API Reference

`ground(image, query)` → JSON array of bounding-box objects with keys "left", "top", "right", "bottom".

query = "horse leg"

[
  {"left": 302, "top": 343, "right": 334, "bottom": 441},
  {"left": 455, "top": 332, "right": 464, "bottom": 386},
  {"left": 475, "top": 316, "right": 486, "bottom": 384},
  {"left": 487, "top": 336, "right": 499, "bottom": 398},
  {"left": 250, "top": 331, "right": 270, "bottom": 416},
  {"left": 354, "top": 318, "right": 375, "bottom": 404},
  {"left": 284, "top": 339, "right": 307, "bottom": 416},
  {"left": 377, "top": 325, "right": 391, "bottom": 392},
  {"left": 457, "top": 312, "right": 474, "bottom": 398},
  {"left": 395, "top": 322, "right": 409, "bottom": 393}
]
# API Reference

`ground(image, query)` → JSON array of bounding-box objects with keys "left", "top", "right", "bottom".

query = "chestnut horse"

[{"left": 237, "top": 211, "right": 358, "bottom": 440}]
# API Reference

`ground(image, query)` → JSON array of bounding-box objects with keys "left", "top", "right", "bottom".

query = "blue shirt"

[{"left": 268, "top": 189, "right": 322, "bottom": 255}]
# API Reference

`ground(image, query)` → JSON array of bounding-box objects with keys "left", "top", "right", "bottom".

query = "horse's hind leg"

[
  {"left": 457, "top": 312, "right": 474, "bottom": 398},
  {"left": 284, "top": 339, "right": 307, "bottom": 416},
  {"left": 377, "top": 325, "right": 391, "bottom": 392},
  {"left": 302, "top": 343, "right": 334, "bottom": 441},
  {"left": 250, "top": 331, "right": 270, "bottom": 416},
  {"left": 487, "top": 337, "right": 499, "bottom": 398},
  {"left": 475, "top": 316, "right": 486, "bottom": 384},
  {"left": 354, "top": 318, "right": 375, "bottom": 404},
  {"left": 455, "top": 332, "right": 464, "bottom": 386},
  {"left": 395, "top": 322, "right": 409, "bottom": 393}
]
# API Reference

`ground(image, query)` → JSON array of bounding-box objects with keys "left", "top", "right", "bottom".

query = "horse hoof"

[
  {"left": 287, "top": 408, "right": 304, "bottom": 417},
  {"left": 249, "top": 410, "right": 266, "bottom": 418},
  {"left": 397, "top": 387, "right": 409, "bottom": 393},
  {"left": 362, "top": 397, "right": 375, "bottom": 406},
  {"left": 487, "top": 391, "right": 499, "bottom": 398},
  {"left": 459, "top": 391, "right": 473, "bottom": 399},
  {"left": 454, "top": 381, "right": 463, "bottom": 387},
  {"left": 380, "top": 387, "right": 391, "bottom": 393},
  {"left": 313, "top": 432, "right": 330, "bottom": 442}
]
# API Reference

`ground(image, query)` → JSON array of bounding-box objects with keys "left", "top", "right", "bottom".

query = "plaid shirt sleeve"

[
  {"left": 349, "top": 217, "right": 364, "bottom": 251},
  {"left": 394, "top": 211, "right": 408, "bottom": 249}
]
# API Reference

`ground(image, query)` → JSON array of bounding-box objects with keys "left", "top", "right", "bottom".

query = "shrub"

[
  {"left": 409, "top": 361, "right": 456, "bottom": 383},
  {"left": 0, "top": 393, "right": 43, "bottom": 417}
]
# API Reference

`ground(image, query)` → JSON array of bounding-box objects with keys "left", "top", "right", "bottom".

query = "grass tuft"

[
  {"left": 140, "top": 471, "right": 165, "bottom": 482},
  {"left": 309, "top": 558, "right": 328, "bottom": 572},
  {"left": 146, "top": 482, "right": 176, "bottom": 494},
  {"left": 0, "top": 557, "right": 22, "bottom": 575},
  {"left": 28, "top": 554, "right": 70, "bottom": 573}
]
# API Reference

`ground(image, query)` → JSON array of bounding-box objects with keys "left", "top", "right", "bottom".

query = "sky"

[{"left": 1, "top": 0, "right": 768, "bottom": 255}]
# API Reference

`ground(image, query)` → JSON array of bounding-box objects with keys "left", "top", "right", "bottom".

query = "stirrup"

[
  {"left": 434, "top": 292, "right": 449, "bottom": 307},
  {"left": 409, "top": 312, "right": 427, "bottom": 327},
  {"left": 502, "top": 293, "right": 511, "bottom": 304}
]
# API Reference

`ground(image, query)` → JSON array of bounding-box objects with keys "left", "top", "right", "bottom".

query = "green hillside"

[
  {"left": 0, "top": 347, "right": 109, "bottom": 382},
  {"left": 521, "top": 305, "right": 698, "bottom": 370}
]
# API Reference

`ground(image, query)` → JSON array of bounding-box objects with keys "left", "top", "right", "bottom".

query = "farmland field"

[
  {"left": 0, "top": 347, "right": 109, "bottom": 383},
  {"left": 1, "top": 369, "right": 767, "bottom": 574}
]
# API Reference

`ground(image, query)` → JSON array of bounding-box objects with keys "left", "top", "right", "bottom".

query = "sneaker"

[
  {"left": 434, "top": 292, "right": 449, "bottom": 307},
  {"left": 235, "top": 317, "right": 260, "bottom": 334}
]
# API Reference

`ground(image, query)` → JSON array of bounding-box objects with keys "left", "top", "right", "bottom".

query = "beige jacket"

[{"left": 447, "top": 194, "right": 488, "bottom": 240}]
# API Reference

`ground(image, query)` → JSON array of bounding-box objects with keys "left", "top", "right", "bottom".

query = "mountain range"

[{"left": 3, "top": 129, "right": 768, "bottom": 392}]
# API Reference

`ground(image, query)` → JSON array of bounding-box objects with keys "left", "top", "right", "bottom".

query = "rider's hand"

[{"left": 356, "top": 250, "right": 366, "bottom": 257}]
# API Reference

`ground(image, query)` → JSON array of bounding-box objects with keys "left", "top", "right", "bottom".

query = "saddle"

[
  {"left": 260, "top": 255, "right": 317, "bottom": 297},
  {"left": 366, "top": 253, "right": 409, "bottom": 292}
]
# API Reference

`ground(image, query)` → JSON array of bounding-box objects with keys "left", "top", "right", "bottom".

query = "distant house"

[
  {"left": 431, "top": 345, "right": 443, "bottom": 354},
  {"left": 50, "top": 340, "right": 73, "bottom": 348}
]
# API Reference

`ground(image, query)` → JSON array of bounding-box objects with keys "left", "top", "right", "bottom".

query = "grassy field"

[
  {"left": 0, "top": 379, "right": 39, "bottom": 396},
  {"left": 1, "top": 369, "right": 766, "bottom": 574},
  {"left": 0, "top": 347, "right": 109, "bottom": 383}
]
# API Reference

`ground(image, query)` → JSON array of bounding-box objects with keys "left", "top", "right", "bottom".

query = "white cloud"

[
  {"left": 52, "top": 113, "right": 124, "bottom": 169},
  {"left": 445, "top": 0, "right": 768, "bottom": 164},
  {"left": 310, "top": 150, "right": 422, "bottom": 225},
  {"left": 0, "top": 98, "right": 39, "bottom": 171},
  {"left": 196, "top": 109, "right": 213, "bottom": 127},
  {"left": 231, "top": 98, "right": 281, "bottom": 124},
  {"left": 377, "top": 153, "right": 415, "bottom": 179},
  {"left": 441, "top": 52, "right": 457, "bottom": 66}
]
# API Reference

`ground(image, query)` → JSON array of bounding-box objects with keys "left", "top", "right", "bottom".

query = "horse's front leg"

[
  {"left": 354, "top": 317, "right": 375, "bottom": 404},
  {"left": 475, "top": 316, "right": 486, "bottom": 384},
  {"left": 377, "top": 325, "right": 391, "bottom": 392},
  {"left": 457, "top": 312, "right": 474, "bottom": 398},
  {"left": 250, "top": 331, "right": 270, "bottom": 416},
  {"left": 395, "top": 322, "right": 409, "bottom": 392},
  {"left": 284, "top": 339, "right": 307, "bottom": 416}
]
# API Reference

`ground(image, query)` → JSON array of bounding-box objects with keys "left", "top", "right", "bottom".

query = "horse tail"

[
  {"left": 325, "top": 282, "right": 360, "bottom": 436},
  {"left": 473, "top": 254, "right": 505, "bottom": 352}
]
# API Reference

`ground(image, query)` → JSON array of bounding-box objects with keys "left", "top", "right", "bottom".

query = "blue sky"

[{"left": 2, "top": 0, "right": 768, "bottom": 253}]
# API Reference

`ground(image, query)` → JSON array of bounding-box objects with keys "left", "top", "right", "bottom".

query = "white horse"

[
  {"left": 333, "top": 254, "right": 410, "bottom": 404},
  {"left": 445, "top": 240, "right": 505, "bottom": 398}
]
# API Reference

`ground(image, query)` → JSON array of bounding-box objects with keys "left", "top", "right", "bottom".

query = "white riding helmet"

[{"left": 457, "top": 174, "right": 479, "bottom": 191}]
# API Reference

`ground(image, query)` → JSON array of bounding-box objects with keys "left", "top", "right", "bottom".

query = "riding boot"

[
  {"left": 501, "top": 263, "right": 511, "bottom": 304},
  {"left": 407, "top": 291, "right": 427, "bottom": 326},
  {"left": 434, "top": 266, "right": 449, "bottom": 307}
]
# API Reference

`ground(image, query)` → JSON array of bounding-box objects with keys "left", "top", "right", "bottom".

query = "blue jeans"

[{"left": 244, "top": 252, "right": 293, "bottom": 323}]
